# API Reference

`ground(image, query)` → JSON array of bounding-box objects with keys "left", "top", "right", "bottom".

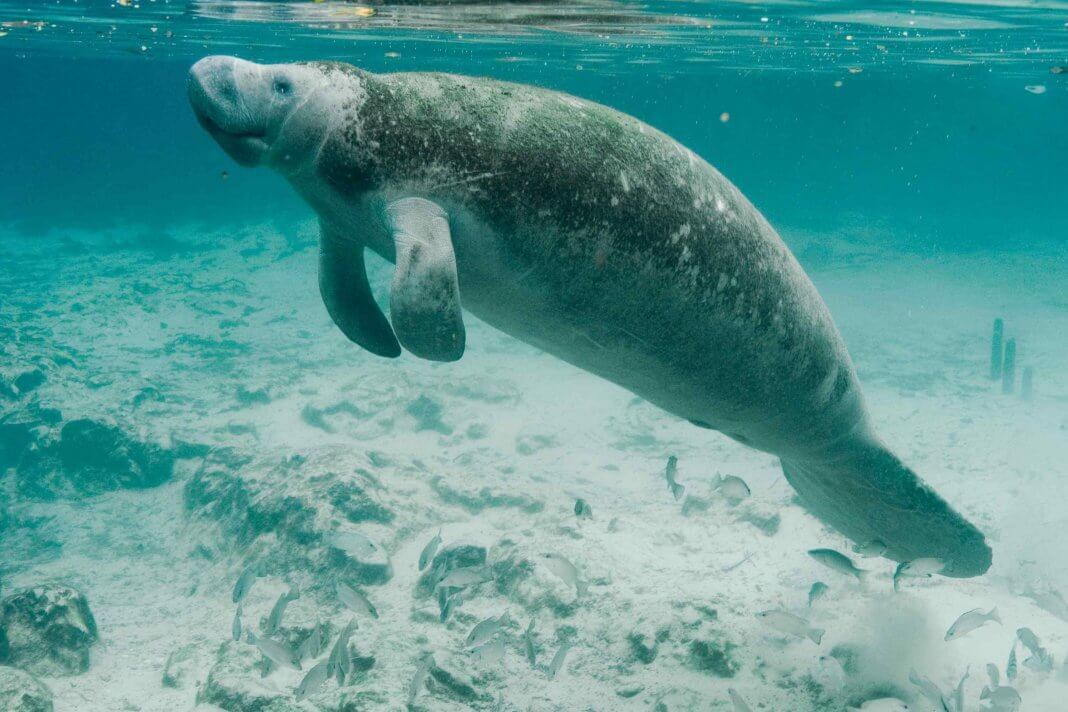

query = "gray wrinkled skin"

[{"left": 187, "top": 56, "right": 991, "bottom": 577}]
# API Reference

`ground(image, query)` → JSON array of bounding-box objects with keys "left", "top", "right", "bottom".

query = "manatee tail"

[{"left": 781, "top": 442, "right": 991, "bottom": 578}]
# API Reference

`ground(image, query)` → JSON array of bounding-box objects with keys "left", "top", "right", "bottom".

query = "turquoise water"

[{"left": 1, "top": 1, "right": 1067, "bottom": 711}]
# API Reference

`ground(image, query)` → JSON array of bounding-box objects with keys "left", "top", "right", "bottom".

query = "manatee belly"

[{"left": 383, "top": 194, "right": 872, "bottom": 462}]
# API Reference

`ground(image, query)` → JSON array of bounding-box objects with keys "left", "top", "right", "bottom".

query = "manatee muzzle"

[{"left": 188, "top": 56, "right": 269, "bottom": 167}]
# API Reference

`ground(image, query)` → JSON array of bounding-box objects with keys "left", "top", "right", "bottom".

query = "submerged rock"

[
  {"left": 185, "top": 447, "right": 397, "bottom": 584},
  {"left": 427, "top": 660, "right": 494, "bottom": 706},
  {"left": 415, "top": 544, "right": 487, "bottom": 599},
  {"left": 0, "top": 585, "right": 99, "bottom": 676},
  {"left": 199, "top": 640, "right": 298, "bottom": 712},
  {"left": 14, "top": 418, "right": 174, "bottom": 499},
  {"left": 0, "top": 665, "right": 53, "bottom": 712}
]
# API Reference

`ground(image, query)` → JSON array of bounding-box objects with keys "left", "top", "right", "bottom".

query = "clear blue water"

[{"left": 1, "top": 2, "right": 1067, "bottom": 711}]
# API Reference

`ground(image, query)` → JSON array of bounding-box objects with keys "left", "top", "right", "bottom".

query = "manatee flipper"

[
  {"left": 383, "top": 197, "right": 466, "bottom": 362},
  {"left": 782, "top": 442, "right": 991, "bottom": 578},
  {"left": 318, "top": 222, "right": 401, "bottom": 358}
]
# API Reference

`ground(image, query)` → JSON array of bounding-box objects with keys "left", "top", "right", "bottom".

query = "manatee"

[{"left": 187, "top": 56, "right": 991, "bottom": 577}]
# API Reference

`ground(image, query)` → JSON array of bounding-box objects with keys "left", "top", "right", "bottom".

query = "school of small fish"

[{"left": 216, "top": 453, "right": 1062, "bottom": 710}]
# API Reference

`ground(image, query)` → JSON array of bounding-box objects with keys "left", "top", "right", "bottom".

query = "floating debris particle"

[{"left": 719, "top": 112, "right": 730, "bottom": 123}]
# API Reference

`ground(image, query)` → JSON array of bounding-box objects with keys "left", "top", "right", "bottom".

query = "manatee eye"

[{"left": 273, "top": 78, "right": 292, "bottom": 96}]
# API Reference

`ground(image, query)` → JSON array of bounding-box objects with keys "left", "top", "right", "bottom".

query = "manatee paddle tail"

[{"left": 782, "top": 442, "right": 991, "bottom": 578}]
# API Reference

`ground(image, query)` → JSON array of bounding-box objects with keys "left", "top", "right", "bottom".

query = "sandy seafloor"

[{"left": 1, "top": 219, "right": 1066, "bottom": 712}]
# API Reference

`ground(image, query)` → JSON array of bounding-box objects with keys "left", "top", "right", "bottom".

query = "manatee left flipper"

[
  {"left": 384, "top": 197, "right": 466, "bottom": 362},
  {"left": 318, "top": 221, "right": 402, "bottom": 358}
]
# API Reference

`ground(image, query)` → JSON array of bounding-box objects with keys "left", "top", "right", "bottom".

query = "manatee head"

[{"left": 188, "top": 56, "right": 361, "bottom": 174}]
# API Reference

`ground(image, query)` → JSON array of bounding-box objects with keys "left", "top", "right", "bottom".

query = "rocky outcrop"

[
  {"left": 6, "top": 409, "right": 174, "bottom": 500},
  {"left": 184, "top": 447, "right": 398, "bottom": 585},
  {"left": 0, "top": 665, "right": 53, "bottom": 712},
  {"left": 0, "top": 585, "right": 98, "bottom": 676}
]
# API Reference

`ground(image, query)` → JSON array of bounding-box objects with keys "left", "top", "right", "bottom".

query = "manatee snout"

[{"left": 188, "top": 56, "right": 269, "bottom": 167}]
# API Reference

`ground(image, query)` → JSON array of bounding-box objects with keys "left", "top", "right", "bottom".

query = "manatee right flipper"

[
  {"left": 318, "top": 222, "right": 401, "bottom": 358},
  {"left": 782, "top": 442, "right": 991, "bottom": 578},
  {"left": 383, "top": 197, "right": 466, "bottom": 362}
]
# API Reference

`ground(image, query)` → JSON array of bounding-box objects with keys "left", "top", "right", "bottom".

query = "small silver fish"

[
  {"left": 945, "top": 607, "right": 1000, "bottom": 642},
  {"left": 979, "top": 685, "right": 1021, "bottom": 709},
  {"left": 665, "top": 455, "right": 685, "bottom": 501},
  {"left": 909, "top": 669, "right": 947, "bottom": 709},
  {"left": 297, "top": 624, "right": 322, "bottom": 661},
  {"left": 231, "top": 605, "right": 242, "bottom": 642},
  {"left": 549, "top": 640, "right": 572, "bottom": 679},
  {"left": 247, "top": 631, "right": 300, "bottom": 670},
  {"left": 418, "top": 530, "right": 442, "bottom": 571},
  {"left": 808, "top": 549, "right": 866, "bottom": 582},
  {"left": 852, "top": 539, "right": 887, "bottom": 558},
  {"left": 952, "top": 666, "right": 969, "bottom": 712},
  {"left": 893, "top": 558, "right": 945, "bottom": 591},
  {"left": 986, "top": 662, "right": 1000, "bottom": 688},
  {"left": 294, "top": 660, "right": 329, "bottom": 701},
  {"left": 408, "top": 653, "right": 434, "bottom": 705},
  {"left": 524, "top": 618, "right": 536, "bottom": 666},
  {"left": 713, "top": 474, "right": 751, "bottom": 504},
  {"left": 1006, "top": 645, "right": 1017, "bottom": 681},
  {"left": 466, "top": 614, "right": 509, "bottom": 648},
  {"left": 728, "top": 688, "right": 753, "bottom": 712},
  {"left": 808, "top": 582, "right": 830, "bottom": 608},
  {"left": 439, "top": 589, "right": 462, "bottom": 622},
  {"left": 1016, "top": 627, "right": 1044, "bottom": 657},
  {"left": 232, "top": 565, "right": 257, "bottom": 603},
  {"left": 337, "top": 581, "right": 378, "bottom": 619},
  {"left": 327, "top": 619, "right": 357, "bottom": 682},
  {"left": 756, "top": 610, "right": 824, "bottom": 644},
  {"left": 1023, "top": 650, "right": 1053, "bottom": 673},
  {"left": 541, "top": 553, "right": 588, "bottom": 595},
  {"left": 471, "top": 638, "right": 506, "bottom": 666},
  {"left": 327, "top": 531, "right": 378, "bottom": 560},
  {"left": 1026, "top": 589, "right": 1068, "bottom": 622},
  {"left": 264, "top": 586, "right": 299, "bottom": 634},
  {"left": 436, "top": 566, "right": 491, "bottom": 590}
]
